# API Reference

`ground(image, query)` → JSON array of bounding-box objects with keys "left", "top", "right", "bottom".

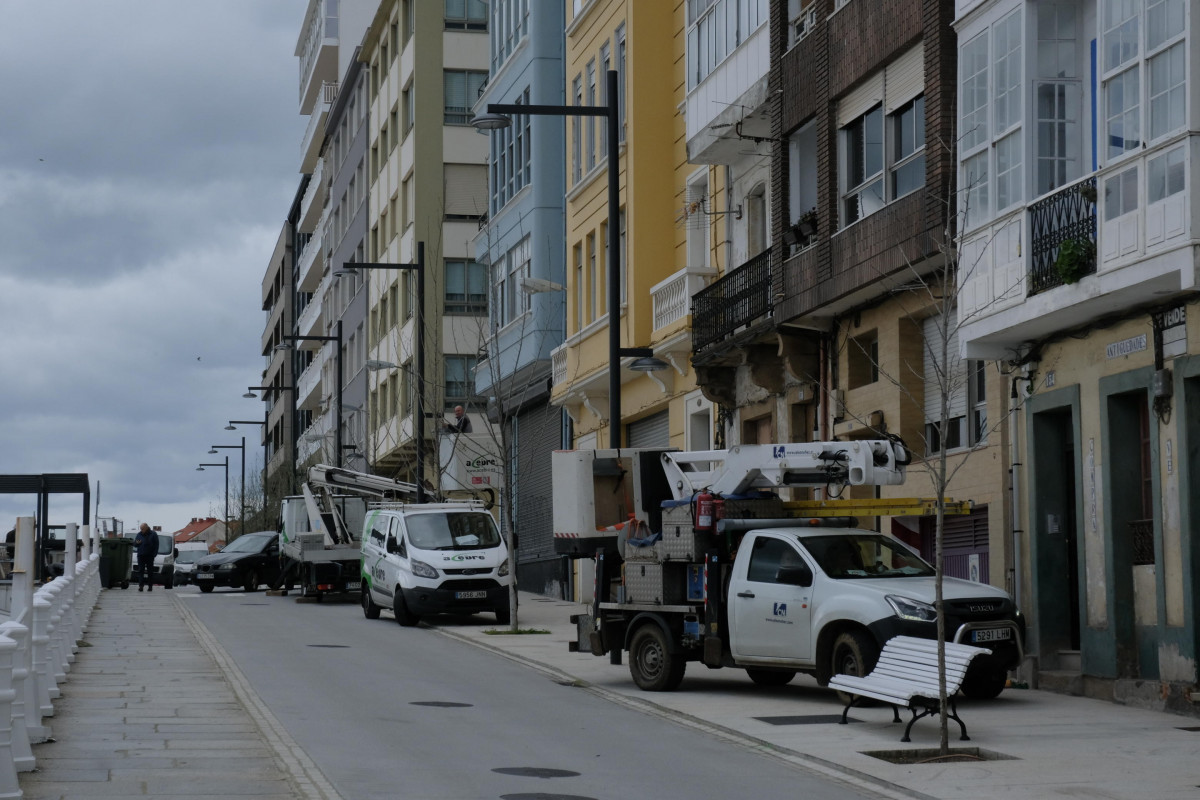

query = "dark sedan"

[{"left": 193, "top": 531, "right": 281, "bottom": 593}]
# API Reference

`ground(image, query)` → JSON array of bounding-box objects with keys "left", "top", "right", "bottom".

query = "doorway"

[{"left": 1031, "top": 406, "right": 1082, "bottom": 662}]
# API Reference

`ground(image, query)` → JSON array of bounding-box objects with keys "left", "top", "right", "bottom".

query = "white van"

[
  {"left": 360, "top": 503, "right": 510, "bottom": 626},
  {"left": 172, "top": 541, "right": 211, "bottom": 586}
]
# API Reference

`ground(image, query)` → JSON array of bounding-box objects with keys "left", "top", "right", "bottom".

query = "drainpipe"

[{"left": 1009, "top": 376, "right": 1025, "bottom": 655}]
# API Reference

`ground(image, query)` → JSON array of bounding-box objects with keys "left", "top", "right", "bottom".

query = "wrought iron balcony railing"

[
  {"left": 691, "top": 248, "right": 773, "bottom": 352},
  {"left": 1029, "top": 176, "right": 1097, "bottom": 295}
]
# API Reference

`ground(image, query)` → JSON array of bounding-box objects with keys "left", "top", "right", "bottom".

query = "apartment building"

[
  {"left": 955, "top": 0, "right": 1200, "bottom": 709},
  {"left": 473, "top": 0, "right": 569, "bottom": 594},
  {"left": 552, "top": 0, "right": 698, "bottom": 452},
  {"left": 690, "top": 1, "right": 1013, "bottom": 604},
  {"left": 360, "top": 1, "right": 490, "bottom": 488}
]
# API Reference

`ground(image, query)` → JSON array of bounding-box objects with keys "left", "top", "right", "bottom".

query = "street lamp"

[
  {"left": 277, "top": 321, "right": 344, "bottom": 468},
  {"left": 196, "top": 457, "right": 229, "bottom": 535},
  {"left": 473, "top": 72, "right": 658, "bottom": 447},
  {"left": 209, "top": 439, "right": 245, "bottom": 541},
  {"left": 339, "top": 242, "right": 427, "bottom": 501}
]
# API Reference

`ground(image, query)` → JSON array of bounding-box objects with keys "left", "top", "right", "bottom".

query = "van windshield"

[
  {"left": 406, "top": 512, "right": 500, "bottom": 551},
  {"left": 176, "top": 550, "right": 206, "bottom": 564},
  {"left": 158, "top": 535, "right": 174, "bottom": 555}
]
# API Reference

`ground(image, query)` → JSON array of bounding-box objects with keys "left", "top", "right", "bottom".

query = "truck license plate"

[
  {"left": 455, "top": 590, "right": 486, "bottom": 600},
  {"left": 973, "top": 628, "right": 1011, "bottom": 643}
]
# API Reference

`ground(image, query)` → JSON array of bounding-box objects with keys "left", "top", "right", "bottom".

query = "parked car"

[
  {"left": 172, "top": 546, "right": 209, "bottom": 586},
  {"left": 192, "top": 532, "right": 281, "bottom": 593}
]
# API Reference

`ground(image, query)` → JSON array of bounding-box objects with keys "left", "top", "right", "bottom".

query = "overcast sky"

[{"left": 0, "top": 1, "right": 304, "bottom": 534}]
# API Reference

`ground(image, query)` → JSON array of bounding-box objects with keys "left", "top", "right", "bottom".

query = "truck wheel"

[
  {"left": 393, "top": 589, "right": 421, "bottom": 627},
  {"left": 629, "top": 625, "right": 686, "bottom": 691},
  {"left": 746, "top": 668, "right": 796, "bottom": 687},
  {"left": 494, "top": 604, "right": 511, "bottom": 625},
  {"left": 199, "top": 583, "right": 214, "bottom": 594},
  {"left": 961, "top": 658, "right": 1007, "bottom": 699},
  {"left": 362, "top": 585, "right": 382, "bottom": 619},
  {"left": 831, "top": 630, "right": 878, "bottom": 705}
]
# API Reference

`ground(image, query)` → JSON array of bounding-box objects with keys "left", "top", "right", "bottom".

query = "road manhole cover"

[
  {"left": 501, "top": 795, "right": 597, "bottom": 800},
  {"left": 306, "top": 644, "right": 350, "bottom": 648},
  {"left": 493, "top": 768, "right": 580, "bottom": 779},
  {"left": 410, "top": 701, "right": 473, "bottom": 708},
  {"left": 241, "top": 603, "right": 269, "bottom": 606}
]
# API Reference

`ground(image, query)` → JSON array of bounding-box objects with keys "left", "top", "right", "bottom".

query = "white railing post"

[
  {"left": 0, "top": 631, "right": 22, "bottom": 799},
  {"left": 0, "top": 622, "right": 34, "bottom": 773},
  {"left": 13, "top": 520, "right": 47, "bottom": 743},
  {"left": 62, "top": 524, "right": 79, "bottom": 666},
  {"left": 43, "top": 583, "right": 66, "bottom": 685},
  {"left": 32, "top": 593, "right": 54, "bottom": 718}
]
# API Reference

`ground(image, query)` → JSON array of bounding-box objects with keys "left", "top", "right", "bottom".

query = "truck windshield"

[
  {"left": 406, "top": 512, "right": 500, "bottom": 551},
  {"left": 799, "top": 534, "right": 933, "bottom": 579}
]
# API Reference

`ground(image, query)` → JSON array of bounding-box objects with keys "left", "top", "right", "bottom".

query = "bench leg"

[
  {"left": 948, "top": 698, "right": 970, "bottom": 741},
  {"left": 901, "top": 705, "right": 936, "bottom": 743},
  {"left": 890, "top": 703, "right": 901, "bottom": 724},
  {"left": 839, "top": 695, "right": 860, "bottom": 725}
]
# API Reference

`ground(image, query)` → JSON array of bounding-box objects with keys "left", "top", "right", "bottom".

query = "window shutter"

[
  {"left": 885, "top": 44, "right": 925, "bottom": 114},
  {"left": 837, "top": 72, "right": 884, "bottom": 128},
  {"left": 627, "top": 410, "right": 670, "bottom": 448},
  {"left": 923, "top": 314, "right": 968, "bottom": 421},
  {"left": 444, "top": 164, "right": 486, "bottom": 217}
]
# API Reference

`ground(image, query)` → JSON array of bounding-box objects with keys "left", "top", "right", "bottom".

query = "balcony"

[
  {"left": 296, "top": 207, "right": 327, "bottom": 293},
  {"left": 651, "top": 266, "right": 716, "bottom": 334},
  {"left": 297, "top": 411, "right": 332, "bottom": 463},
  {"left": 301, "top": 82, "right": 337, "bottom": 173},
  {"left": 297, "top": 158, "right": 326, "bottom": 235},
  {"left": 551, "top": 344, "right": 567, "bottom": 388},
  {"left": 958, "top": 140, "right": 1196, "bottom": 359},
  {"left": 296, "top": 346, "right": 327, "bottom": 412},
  {"left": 691, "top": 248, "right": 773, "bottom": 352},
  {"left": 297, "top": 277, "right": 326, "bottom": 339},
  {"left": 297, "top": 0, "right": 338, "bottom": 115}
]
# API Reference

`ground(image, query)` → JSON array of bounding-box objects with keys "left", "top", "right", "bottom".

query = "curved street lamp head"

[
  {"left": 629, "top": 356, "right": 670, "bottom": 373},
  {"left": 195, "top": 466, "right": 204, "bottom": 472},
  {"left": 470, "top": 112, "right": 512, "bottom": 131},
  {"left": 243, "top": 391, "right": 257, "bottom": 399},
  {"left": 208, "top": 448, "right": 218, "bottom": 455},
  {"left": 225, "top": 424, "right": 236, "bottom": 430},
  {"left": 365, "top": 359, "right": 399, "bottom": 371}
]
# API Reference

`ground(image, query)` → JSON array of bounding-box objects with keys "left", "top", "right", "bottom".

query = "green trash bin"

[{"left": 99, "top": 537, "right": 134, "bottom": 589}]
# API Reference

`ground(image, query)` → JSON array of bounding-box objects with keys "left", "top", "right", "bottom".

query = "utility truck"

[{"left": 559, "top": 441, "right": 1024, "bottom": 699}]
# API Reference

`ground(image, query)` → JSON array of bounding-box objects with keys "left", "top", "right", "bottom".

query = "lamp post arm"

[{"left": 486, "top": 102, "right": 611, "bottom": 118}]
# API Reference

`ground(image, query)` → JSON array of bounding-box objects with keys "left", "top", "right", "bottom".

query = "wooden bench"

[{"left": 829, "top": 635, "right": 992, "bottom": 742}]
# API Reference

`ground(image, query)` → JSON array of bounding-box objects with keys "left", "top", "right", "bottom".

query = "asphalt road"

[{"left": 179, "top": 585, "right": 882, "bottom": 800}]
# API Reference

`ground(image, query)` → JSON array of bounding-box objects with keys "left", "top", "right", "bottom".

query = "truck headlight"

[
  {"left": 497, "top": 559, "right": 509, "bottom": 577},
  {"left": 886, "top": 594, "right": 937, "bottom": 622},
  {"left": 410, "top": 559, "right": 439, "bottom": 579}
]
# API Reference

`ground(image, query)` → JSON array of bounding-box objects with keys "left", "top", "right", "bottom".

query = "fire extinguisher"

[{"left": 695, "top": 491, "right": 715, "bottom": 532}]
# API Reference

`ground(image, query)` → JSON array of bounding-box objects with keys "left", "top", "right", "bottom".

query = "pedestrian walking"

[{"left": 133, "top": 523, "right": 158, "bottom": 592}]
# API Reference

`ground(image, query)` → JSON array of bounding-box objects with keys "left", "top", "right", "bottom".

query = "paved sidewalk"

[
  {"left": 18, "top": 586, "right": 334, "bottom": 800},
  {"left": 20, "top": 587, "right": 1200, "bottom": 800}
]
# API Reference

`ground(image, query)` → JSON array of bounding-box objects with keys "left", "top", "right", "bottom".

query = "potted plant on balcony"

[
  {"left": 1077, "top": 182, "right": 1097, "bottom": 205},
  {"left": 1053, "top": 237, "right": 1095, "bottom": 285},
  {"left": 798, "top": 208, "right": 818, "bottom": 236}
]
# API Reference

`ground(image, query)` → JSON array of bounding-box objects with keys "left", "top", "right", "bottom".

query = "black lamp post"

[
  {"left": 338, "top": 241, "right": 427, "bottom": 501},
  {"left": 209, "top": 439, "right": 245, "bottom": 540},
  {"left": 278, "top": 321, "right": 344, "bottom": 468},
  {"left": 196, "top": 457, "right": 229, "bottom": 534},
  {"left": 472, "top": 72, "right": 657, "bottom": 447}
]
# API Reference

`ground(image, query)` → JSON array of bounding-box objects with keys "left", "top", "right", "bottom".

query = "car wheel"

[
  {"left": 961, "top": 657, "right": 1008, "bottom": 699},
  {"left": 746, "top": 668, "right": 796, "bottom": 687},
  {"left": 629, "top": 625, "right": 686, "bottom": 692},
  {"left": 199, "top": 583, "right": 214, "bottom": 594},
  {"left": 393, "top": 588, "right": 420, "bottom": 627},
  {"left": 362, "top": 585, "right": 381, "bottom": 619},
  {"left": 243, "top": 570, "right": 259, "bottom": 593},
  {"left": 830, "top": 630, "right": 878, "bottom": 705}
]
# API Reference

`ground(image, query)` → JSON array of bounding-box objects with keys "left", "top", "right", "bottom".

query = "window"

[
  {"left": 1104, "top": 164, "right": 1139, "bottom": 220},
  {"left": 1147, "top": 145, "right": 1185, "bottom": 203},
  {"left": 445, "top": 357, "right": 477, "bottom": 408},
  {"left": 402, "top": 85, "right": 414, "bottom": 134},
  {"left": 445, "top": 259, "right": 488, "bottom": 314},
  {"left": 1148, "top": 42, "right": 1185, "bottom": 140},
  {"left": 923, "top": 312, "right": 986, "bottom": 453},
  {"left": 600, "top": 42, "right": 610, "bottom": 157},
  {"left": 489, "top": 88, "right": 530, "bottom": 214},
  {"left": 891, "top": 96, "right": 925, "bottom": 199},
  {"left": 445, "top": 0, "right": 487, "bottom": 30},
  {"left": 686, "top": 0, "right": 768, "bottom": 89},
  {"left": 616, "top": 24, "right": 627, "bottom": 142},
  {"left": 494, "top": 236, "right": 530, "bottom": 327},
  {"left": 573, "top": 242, "right": 584, "bottom": 329},
  {"left": 586, "top": 60, "right": 597, "bottom": 172},
  {"left": 444, "top": 70, "right": 487, "bottom": 125},
  {"left": 847, "top": 331, "right": 878, "bottom": 388},
  {"left": 788, "top": 119, "right": 818, "bottom": 226},
  {"left": 841, "top": 106, "right": 884, "bottom": 225},
  {"left": 746, "top": 537, "right": 800, "bottom": 584},
  {"left": 403, "top": 0, "right": 414, "bottom": 41},
  {"left": 492, "top": 0, "right": 529, "bottom": 68},
  {"left": 571, "top": 74, "right": 582, "bottom": 183},
  {"left": 587, "top": 233, "right": 597, "bottom": 320}
]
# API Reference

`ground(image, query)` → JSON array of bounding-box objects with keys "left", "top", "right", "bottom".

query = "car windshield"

[
  {"left": 799, "top": 533, "right": 934, "bottom": 579},
  {"left": 405, "top": 512, "right": 500, "bottom": 551},
  {"left": 176, "top": 550, "right": 206, "bottom": 564},
  {"left": 223, "top": 534, "right": 273, "bottom": 553}
]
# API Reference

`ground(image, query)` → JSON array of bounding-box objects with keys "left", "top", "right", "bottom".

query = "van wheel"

[
  {"left": 362, "top": 585, "right": 381, "bottom": 619},
  {"left": 831, "top": 630, "right": 878, "bottom": 705},
  {"left": 393, "top": 589, "right": 420, "bottom": 627},
  {"left": 629, "top": 625, "right": 686, "bottom": 691},
  {"left": 494, "top": 604, "right": 511, "bottom": 625},
  {"left": 746, "top": 668, "right": 796, "bottom": 687}
]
